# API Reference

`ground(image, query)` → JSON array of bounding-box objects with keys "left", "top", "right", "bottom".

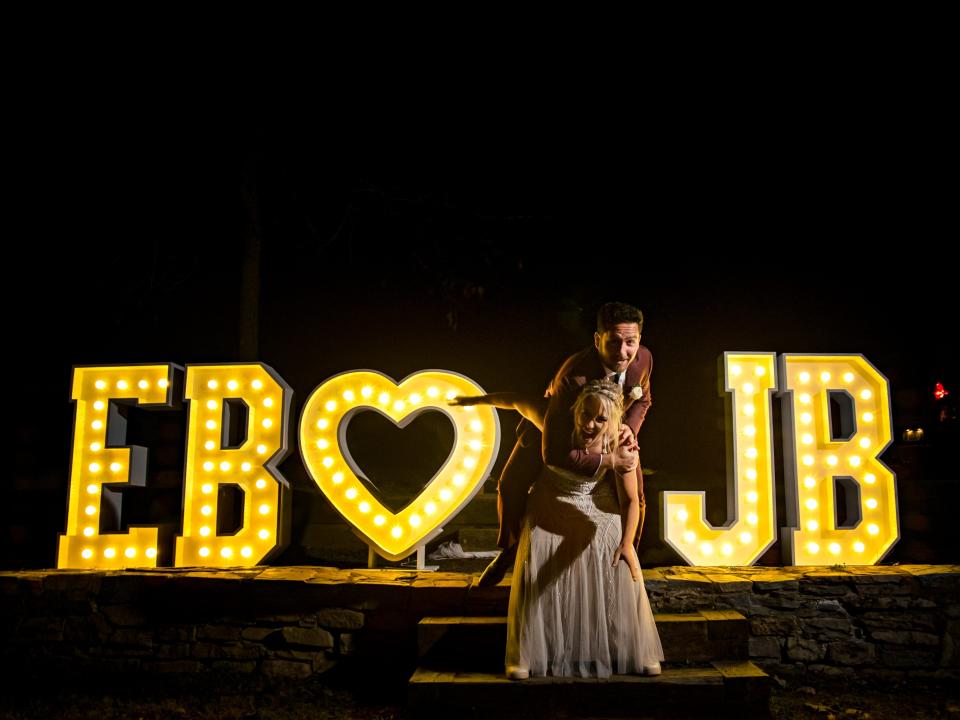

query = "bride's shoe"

[
  {"left": 642, "top": 661, "right": 662, "bottom": 676},
  {"left": 506, "top": 664, "right": 529, "bottom": 680}
]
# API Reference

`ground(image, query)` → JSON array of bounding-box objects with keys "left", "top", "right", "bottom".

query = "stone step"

[
  {"left": 407, "top": 661, "right": 770, "bottom": 718},
  {"left": 417, "top": 610, "right": 750, "bottom": 668}
]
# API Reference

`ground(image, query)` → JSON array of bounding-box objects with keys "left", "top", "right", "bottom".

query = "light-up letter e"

[
  {"left": 779, "top": 354, "right": 898, "bottom": 565},
  {"left": 57, "top": 364, "right": 178, "bottom": 569}
]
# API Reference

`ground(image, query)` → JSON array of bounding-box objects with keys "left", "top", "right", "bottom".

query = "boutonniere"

[{"left": 628, "top": 385, "right": 643, "bottom": 401}]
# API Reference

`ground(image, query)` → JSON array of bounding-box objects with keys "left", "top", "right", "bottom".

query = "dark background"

[{"left": 7, "top": 89, "right": 955, "bottom": 569}]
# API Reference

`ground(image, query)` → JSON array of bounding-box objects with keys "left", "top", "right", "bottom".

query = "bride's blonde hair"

[{"left": 571, "top": 379, "right": 623, "bottom": 452}]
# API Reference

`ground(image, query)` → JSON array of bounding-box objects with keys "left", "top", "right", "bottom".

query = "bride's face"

[{"left": 576, "top": 395, "right": 609, "bottom": 444}]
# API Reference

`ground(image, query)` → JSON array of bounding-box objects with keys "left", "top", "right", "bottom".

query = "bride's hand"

[
  {"left": 448, "top": 395, "right": 485, "bottom": 406},
  {"left": 612, "top": 542, "right": 642, "bottom": 581}
]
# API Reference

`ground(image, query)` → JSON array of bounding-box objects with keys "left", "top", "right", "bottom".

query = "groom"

[{"left": 478, "top": 301, "right": 653, "bottom": 587}]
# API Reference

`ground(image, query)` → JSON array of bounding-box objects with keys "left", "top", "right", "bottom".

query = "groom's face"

[{"left": 594, "top": 322, "right": 641, "bottom": 373}]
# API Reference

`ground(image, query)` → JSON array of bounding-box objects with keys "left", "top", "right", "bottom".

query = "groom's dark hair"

[{"left": 596, "top": 302, "right": 644, "bottom": 334}]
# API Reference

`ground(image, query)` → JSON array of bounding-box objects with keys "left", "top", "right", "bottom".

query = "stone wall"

[{"left": 1, "top": 565, "right": 957, "bottom": 685}]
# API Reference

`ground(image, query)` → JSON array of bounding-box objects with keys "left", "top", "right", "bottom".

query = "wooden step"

[
  {"left": 417, "top": 610, "right": 750, "bottom": 670},
  {"left": 407, "top": 661, "right": 770, "bottom": 718}
]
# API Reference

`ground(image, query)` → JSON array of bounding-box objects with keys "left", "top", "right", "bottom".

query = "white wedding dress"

[{"left": 505, "top": 460, "right": 664, "bottom": 677}]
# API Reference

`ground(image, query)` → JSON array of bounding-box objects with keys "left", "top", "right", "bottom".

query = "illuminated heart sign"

[{"left": 299, "top": 370, "right": 501, "bottom": 561}]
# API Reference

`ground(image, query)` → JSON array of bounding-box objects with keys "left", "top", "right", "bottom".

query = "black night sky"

[{"left": 8, "top": 105, "right": 955, "bottom": 570}]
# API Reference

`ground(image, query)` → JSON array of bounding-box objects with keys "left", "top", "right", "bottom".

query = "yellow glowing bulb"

[
  {"left": 807, "top": 520, "right": 818, "bottom": 531},
  {"left": 258, "top": 504, "right": 270, "bottom": 515},
  {"left": 683, "top": 531, "right": 696, "bottom": 543},
  {"left": 342, "top": 390, "right": 355, "bottom": 402},
  {"left": 200, "top": 526, "right": 211, "bottom": 537},
  {"left": 83, "top": 526, "right": 95, "bottom": 537},
  {"left": 89, "top": 463, "right": 101, "bottom": 473},
  {"left": 117, "top": 380, "right": 128, "bottom": 390},
  {"left": 391, "top": 526, "right": 403, "bottom": 538},
  {"left": 849, "top": 456, "right": 861, "bottom": 467},
  {"left": 742, "top": 383, "right": 754, "bottom": 394},
  {"left": 125, "top": 548, "right": 137, "bottom": 558},
  {"left": 256, "top": 444, "right": 267, "bottom": 455},
  {"left": 865, "top": 498, "right": 878, "bottom": 510},
  {"left": 409, "top": 393, "right": 422, "bottom": 404},
  {"left": 199, "top": 547, "right": 210, "bottom": 557},
  {"left": 802, "top": 455, "right": 815, "bottom": 466},
  {"left": 261, "top": 418, "right": 272, "bottom": 429},
  {"left": 93, "top": 400, "right": 105, "bottom": 411},
  {"left": 322, "top": 457, "right": 334, "bottom": 468},
  {"left": 201, "top": 505, "right": 213, "bottom": 516},
  {"left": 361, "top": 386, "right": 374, "bottom": 398},
  {"left": 374, "top": 515, "right": 386, "bottom": 527},
  {"left": 829, "top": 542, "right": 841, "bottom": 554},
  {"left": 722, "top": 543, "right": 733, "bottom": 555},
  {"left": 820, "top": 372, "right": 831, "bottom": 382},
  {"left": 393, "top": 400, "right": 406, "bottom": 412},
  {"left": 802, "top": 433, "right": 814, "bottom": 445},
  {"left": 747, "top": 513, "right": 758, "bottom": 525},
  {"left": 90, "top": 442, "right": 102, "bottom": 452},
  {"left": 204, "top": 441, "right": 216, "bottom": 451},
  {"left": 82, "top": 549, "right": 93, "bottom": 559},
  {"left": 843, "top": 372, "right": 855, "bottom": 383},
  {"left": 202, "top": 483, "right": 214, "bottom": 494},
  {"left": 158, "top": 378, "right": 168, "bottom": 389},
  {"left": 746, "top": 469, "right": 757, "bottom": 480},
  {"left": 453, "top": 473, "right": 466, "bottom": 486},
  {"left": 91, "top": 420, "right": 103, "bottom": 430},
  {"left": 805, "top": 498, "right": 818, "bottom": 510},
  {"left": 325, "top": 400, "right": 337, "bottom": 412},
  {"left": 317, "top": 418, "right": 330, "bottom": 430},
  {"left": 463, "top": 457, "right": 477, "bottom": 469},
  {"left": 378, "top": 393, "right": 390, "bottom": 405},
  {"left": 700, "top": 543, "right": 714, "bottom": 555},
  {"left": 85, "top": 505, "right": 97, "bottom": 516},
  {"left": 860, "top": 389, "right": 872, "bottom": 400},
  {"left": 739, "top": 532, "right": 752, "bottom": 544},
  {"left": 427, "top": 386, "right": 439, "bottom": 398},
  {"left": 241, "top": 462, "right": 251, "bottom": 472},
  {"left": 316, "top": 439, "right": 330, "bottom": 450},
  {"left": 207, "top": 380, "right": 218, "bottom": 390},
  {"left": 745, "top": 448, "right": 758, "bottom": 459},
  {"left": 203, "top": 461, "right": 215, "bottom": 472},
  {"left": 439, "top": 488, "right": 453, "bottom": 501},
  {"left": 859, "top": 438, "right": 871, "bottom": 449},
  {"left": 863, "top": 412, "right": 874, "bottom": 423},
  {"left": 800, "top": 413, "right": 813, "bottom": 424},
  {"left": 227, "top": 380, "right": 239, "bottom": 391},
  {"left": 799, "top": 393, "right": 812, "bottom": 404},
  {"left": 754, "top": 366, "right": 766, "bottom": 377},
  {"left": 807, "top": 542, "right": 819, "bottom": 554},
  {"left": 258, "top": 529, "right": 270, "bottom": 540},
  {"left": 746, "top": 491, "right": 758, "bottom": 503},
  {"left": 359, "top": 501, "right": 370, "bottom": 513},
  {"left": 676, "top": 509, "right": 689, "bottom": 522},
  {"left": 853, "top": 541, "right": 865, "bottom": 553},
  {"left": 332, "top": 472, "right": 344, "bottom": 484},
  {"left": 345, "top": 488, "right": 358, "bottom": 500},
  {"left": 205, "top": 420, "right": 217, "bottom": 430},
  {"left": 241, "top": 547, "right": 253, "bottom": 558},
  {"left": 207, "top": 400, "right": 218, "bottom": 410},
  {"left": 220, "top": 461, "right": 231, "bottom": 472},
  {"left": 255, "top": 479, "right": 267, "bottom": 490},
  {"left": 798, "top": 372, "right": 810, "bottom": 383},
  {"left": 470, "top": 420, "right": 483, "bottom": 432},
  {"left": 864, "top": 473, "right": 876, "bottom": 484},
  {"left": 95, "top": 380, "right": 107, "bottom": 390},
  {"left": 731, "top": 365, "right": 742, "bottom": 376},
  {"left": 263, "top": 397, "right": 274, "bottom": 408},
  {"left": 86, "top": 484, "right": 99, "bottom": 495},
  {"left": 252, "top": 379, "right": 263, "bottom": 390},
  {"left": 425, "top": 502, "right": 437, "bottom": 515},
  {"left": 146, "top": 548, "right": 157, "bottom": 558},
  {"left": 104, "top": 548, "right": 116, "bottom": 559},
  {"left": 409, "top": 514, "right": 421, "bottom": 527},
  {"left": 743, "top": 404, "right": 755, "bottom": 416},
  {"left": 221, "top": 547, "right": 233, "bottom": 559},
  {"left": 744, "top": 426, "right": 756, "bottom": 437},
  {"left": 468, "top": 440, "right": 482, "bottom": 452},
  {"left": 826, "top": 456, "right": 838, "bottom": 466},
  {"left": 445, "top": 390, "right": 457, "bottom": 400},
  {"left": 804, "top": 476, "right": 816, "bottom": 488},
  {"left": 867, "top": 523, "right": 879, "bottom": 535}
]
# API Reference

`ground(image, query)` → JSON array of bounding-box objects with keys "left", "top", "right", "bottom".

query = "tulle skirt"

[{"left": 505, "top": 465, "right": 664, "bottom": 678}]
